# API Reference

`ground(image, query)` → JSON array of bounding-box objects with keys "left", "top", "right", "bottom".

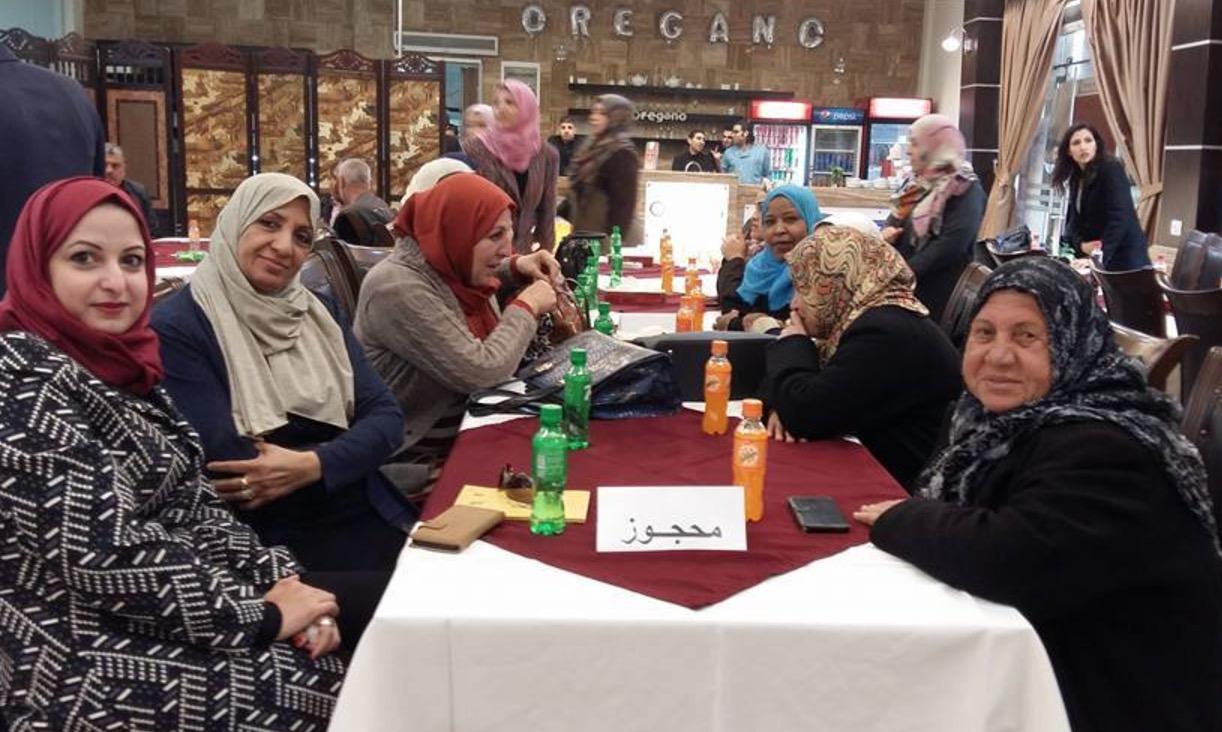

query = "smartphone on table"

[{"left": 788, "top": 496, "right": 851, "bottom": 533}]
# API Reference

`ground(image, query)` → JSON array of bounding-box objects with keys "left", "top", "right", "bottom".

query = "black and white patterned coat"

[{"left": 0, "top": 331, "right": 343, "bottom": 731}]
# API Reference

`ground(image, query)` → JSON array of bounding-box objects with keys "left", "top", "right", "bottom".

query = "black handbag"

[{"left": 469, "top": 330, "right": 682, "bottom": 419}]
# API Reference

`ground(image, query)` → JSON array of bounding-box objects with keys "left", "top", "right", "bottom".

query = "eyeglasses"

[{"left": 498, "top": 463, "right": 535, "bottom": 505}]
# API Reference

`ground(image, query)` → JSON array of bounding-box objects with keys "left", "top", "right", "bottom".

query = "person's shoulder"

[
  {"left": 1027, "top": 419, "right": 1153, "bottom": 463},
  {"left": 124, "top": 179, "right": 149, "bottom": 198},
  {"left": 150, "top": 286, "right": 204, "bottom": 333}
]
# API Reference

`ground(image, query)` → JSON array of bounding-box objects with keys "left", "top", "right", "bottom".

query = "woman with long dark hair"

[{"left": 1052, "top": 122, "right": 1150, "bottom": 271}]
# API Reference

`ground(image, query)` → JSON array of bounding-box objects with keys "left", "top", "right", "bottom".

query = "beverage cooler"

[
  {"left": 863, "top": 97, "right": 933, "bottom": 181},
  {"left": 808, "top": 106, "right": 866, "bottom": 182},
  {"left": 749, "top": 99, "right": 812, "bottom": 186}
]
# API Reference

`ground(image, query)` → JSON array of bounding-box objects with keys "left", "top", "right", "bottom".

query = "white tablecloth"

[{"left": 330, "top": 534, "right": 1068, "bottom": 732}]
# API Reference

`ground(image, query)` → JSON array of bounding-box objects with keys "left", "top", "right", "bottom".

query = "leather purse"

[{"left": 410, "top": 505, "right": 505, "bottom": 552}]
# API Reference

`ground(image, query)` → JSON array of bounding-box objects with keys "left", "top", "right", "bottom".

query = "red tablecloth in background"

[
  {"left": 153, "top": 239, "right": 210, "bottom": 267},
  {"left": 424, "top": 411, "right": 905, "bottom": 609}
]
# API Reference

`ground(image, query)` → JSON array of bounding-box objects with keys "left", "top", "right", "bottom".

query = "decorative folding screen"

[
  {"left": 316, "top": 50, "right": 380, "bottom": 198},
  {"left": 0, "top": 27, "right": 52, "bottom": 65},
  {"left": 254, "top": 47, "right": 311, "bottom": 183},
  {"left": 51, "top": 32, "right": 98, "bottom": 101},
  {"left": 383, "top": 53, "right": 444, "bottom": 203}
]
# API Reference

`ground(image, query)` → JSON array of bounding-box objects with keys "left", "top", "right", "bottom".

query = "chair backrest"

[
  {"left": 632, "top": 331, "right": 775, "bottom": 401},
  {"left": 331, "top": 239, "right": 393, "bottom": 291},
  {"left": 1180, "top": 345, "right": 1222, "bottom": 533},
  {"left": 299, "top": 249, "right": 357, "bottom": 322},
  {"left": 152, "top": 276, "right": 187, "bottom": 309},
  {"left": 1169, "top": 229, "right": 1209, "bottom": 290},
  {"left": 987, "top": 246, "right": 1048, "bottom": 267},
  {"left": 939, "top": 262, "right": 992, "bottom": 348},
  {"left": 1197, "top": 234, "right": 1222, "bottom": 291},
  {"left": 1091, "top": 264, "right": 1166, "bottom": 336},
  {"left": 1109, "top": 322, "right": 1198, "bottom": 392},
  {"left": 333, "top": 208, "right": 395, "bottom": 248},
  {"left": 1160, "top": 282, "right": 1222, "bottom": 397}
]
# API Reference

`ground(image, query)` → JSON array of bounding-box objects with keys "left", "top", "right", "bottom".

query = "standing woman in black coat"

[
  {"left": 856, "top": 258, "right": 1222, "bottom": 732},
  {"left": 1053, "top": 122, "right": 1151, "bottom": 271},
  {"left": 882, "top": 114, "right": 987, "bottom": 323},
  {"left": 568, "top": 95, "right": 641, "bottom": 245}
]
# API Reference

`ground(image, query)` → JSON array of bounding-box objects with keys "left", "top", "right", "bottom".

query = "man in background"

[
  {"left": 104, "top": 143, "right": 158, "bottom": 236},
  {"left": 0, "top": 44, "right": 106, "bottom": 296},
  {"left": 671, "top": 129, "right": 719, "bottom": 173},
  {"left": 547, "top": 116, "right": 582, "bottom": 176},
  {"left": 720, "top": 120, "right": 771, "bottom": 185},
  {"left": 332, "top": 158, "right": 394, "bottom": 246}
]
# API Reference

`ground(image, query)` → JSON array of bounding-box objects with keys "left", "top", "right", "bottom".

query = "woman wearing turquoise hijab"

[{"left": 715, "top": 185, "right": 823, "bottom": 332}]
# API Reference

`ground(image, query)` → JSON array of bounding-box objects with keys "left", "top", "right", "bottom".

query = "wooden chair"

[
  {"left": 1160, "top": 282, "right": 1222, "bottom": 398},
  {"left": 1169, "top": 229, "right": 1210, "bottom": 290},
  {"left": 152, "top": 276, "right": 187, "bottom": 308},
  {"left": 330, "top": 239, "right": 393, "bottom": 292},
  {"left": 1109, "top": 322, "right": 1197, "bottom": 392},
  {"left": 939, "top": 262, "right": 992, "bottom": 348},
  {"left": 299, "top": 249, "right": 357, "bottom": 322},
  {"left": 1197, "top": 233, "right": 1222, "bottom": 291},
  {"left": 1091, "top": 263, "right": 1166, "bottom": 337},
  {"left": 1180, "top": 346, "right": 1222, "bottom": 533},
  {"left": 986, "top": 245, "right": 1047, "bottom": 268}
]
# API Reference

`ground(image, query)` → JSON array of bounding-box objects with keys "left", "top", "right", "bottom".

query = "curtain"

[
  {"left": 979, "top": 0, "right": 1068, "bottom": 239},
  {"left": 1080, "top": 0, "right": 1174, "bottom": 241}
]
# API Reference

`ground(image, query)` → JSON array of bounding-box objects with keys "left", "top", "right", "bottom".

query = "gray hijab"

[
  {"left": 190, "top": 173, "right": 354, "bottom": 437},
  {"left": 918, "top": 257, "right": 1220, "bottom": 556}
]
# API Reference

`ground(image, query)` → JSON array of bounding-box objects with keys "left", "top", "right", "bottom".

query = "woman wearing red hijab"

[
  {"left": 466, "top": 79, "right": 559, "bottom": 253},
  {"left": 354, "top": 173, "right": 561, "bottom": 500},
  {"left": 0, "top": 178, "right": 345, "bottom": 730}
]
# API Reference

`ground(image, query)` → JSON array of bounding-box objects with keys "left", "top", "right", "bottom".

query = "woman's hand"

[
  {"left": 293, "top": 615, "right": 342, "bottom": 660},
  {"left": 515, "top": 250, "right": 564, "bottom": 286},
  {"left": 852, "top": 499, "right": 905, "bottom": 526},
  {"left": 516, "top": 280, "right": 558, "bottom": 315},
  {"left": 881, "top": 226, "right": 903, "bottom": 245},
  {"left": 712, "top": 309, "right": 740, "bottom": 331},
  {"left": 266, "top": 575, "right": 340, "bottom": 644},
  {"left": 781, "top": 298, "right": 810, "bottom": 338},
  {"left": 721, "top": 233, "right": 747, "bottom": 261},
  {"left": 741, "top": 312, "right": 766, "bottom": 331},
  {"left": 767, "top": 412, "right": 804, "bottom": 443},
  {"left": 208, "top": 441, "right": 322, "bottom": 510}
]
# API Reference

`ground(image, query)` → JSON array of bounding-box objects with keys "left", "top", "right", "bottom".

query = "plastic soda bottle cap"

[
  {"left": 598, "top": 302, "right": 610, "bottom": 315},
  {"left": 742, "top": 399, "right": 763, "bottom": 419},
  {"left": 540, "top": 403, "right": 562, "bottom": 426},
  {"left": 570, "top": 348, "right": 587, "bottom": 366},
  {"left": 711, "top": 339, "right": 728, "bottom": 356}
]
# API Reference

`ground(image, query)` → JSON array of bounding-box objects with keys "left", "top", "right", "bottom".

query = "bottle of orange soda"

[
  {"left": 733, "top": 398, "right": 768, "bottom": 522},
  {"left": 659, "top": 229, "right": 674, "bottom": 295},
  {"left": 703, "top": 340, "right": 732, "bottom": 435},
  {"left": 685, "top": 256, "right": 700, "bottom": 296},
  {"left": 675, "top": 295, "right": 696, "bottom": 332}
]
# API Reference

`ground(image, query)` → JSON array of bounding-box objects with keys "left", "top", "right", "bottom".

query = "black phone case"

[{"left": 788, "top": 496, "right": 851, "bottom": 533}]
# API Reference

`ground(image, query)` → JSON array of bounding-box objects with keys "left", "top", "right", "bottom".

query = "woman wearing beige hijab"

[{"left": 152, "top": 173, "right": 414, "bottom": 654}]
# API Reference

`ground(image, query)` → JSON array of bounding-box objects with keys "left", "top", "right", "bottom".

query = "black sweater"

[
  {"left": 1064, "top": 157, "right": 1150, "bottom": 271},
  {"left": 893, "top": 182, "right": 987, "bottom": 323},
  {"left": 716, "top": 256, "right": 790, "bottom": 331},
  {"left": 872, "top": 422, "right": 1222, "bottom": 732},
  {"left": 763, "top": 306, "right": 962, "bottom": 490}
]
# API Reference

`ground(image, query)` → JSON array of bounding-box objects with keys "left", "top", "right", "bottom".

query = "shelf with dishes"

[{"left": 567, "top": 82, "right": 794, "bottom": 101}]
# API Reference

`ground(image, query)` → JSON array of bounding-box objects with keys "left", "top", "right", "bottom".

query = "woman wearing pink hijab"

[{"left": 466, "top": 80, "right": 559, "bottom": 253}]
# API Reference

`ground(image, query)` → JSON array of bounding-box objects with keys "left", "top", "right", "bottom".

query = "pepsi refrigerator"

[
  {"left": 749, "top": 99, "right": 813, "bottom": 186},
  {"left": 863, "top": 97, "right": 933, "bottom": 181},
  {"left": 808, "top": 106, "right": 866, "bottom": 183}
]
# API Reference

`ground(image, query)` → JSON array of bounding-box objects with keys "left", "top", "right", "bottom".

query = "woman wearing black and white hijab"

[{"left": 855, "top": 257, "right": 1222, "bottom": 732}]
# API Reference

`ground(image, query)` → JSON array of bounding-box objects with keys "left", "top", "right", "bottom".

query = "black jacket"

[
  {"left": 120, "top": 179, "right": 159, "bottom": 237},
  {"left": 763, "top": 306, "right": 962, "bottom": 490},
  {"left": 1064, "top": 157, "right": 1150, "bottom": 271},
  {"left": 547, "top": 135, "right": 582, "bottom": 176},
  {"left": 0, "top": 45, "right": 105, "bottom": 297},
  {"left": 671, "top": 149, "right": 719, "bottom": 173},
  {"left": 715, "top": 256, "right": 789, "bottom": 331},
  {"left": 893, "top": 182, "right": 987, "bottom": 323},
  {"left": 872, "top": 422, "right": 1222, "bottom": 732}
]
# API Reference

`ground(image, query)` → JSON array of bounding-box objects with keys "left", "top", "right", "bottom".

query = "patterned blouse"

[{"left": 0, "top": 331, "right": 343, "bottom": 731}]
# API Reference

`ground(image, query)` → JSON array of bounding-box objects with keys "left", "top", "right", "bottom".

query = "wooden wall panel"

[
  {"left": 107, "top": 90, "right": 170, "bottom": 208},
  {"left": 316, "top": 73, "right": 380, "bottom": 188}
]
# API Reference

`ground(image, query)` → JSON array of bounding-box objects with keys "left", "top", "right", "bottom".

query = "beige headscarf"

[
  {"left": 398, "top": 158, "right": 473, "bottom": 209},
  {"left": 788, "top": 225, "right": 928, "bottom": 365},
  {"left": 190, "top": 173, "right": 354, "bottom": 437}
]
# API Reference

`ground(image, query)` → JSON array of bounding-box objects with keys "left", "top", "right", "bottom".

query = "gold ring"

[{"left": 316, "top": 616, "right": 336, "bottom": 628}]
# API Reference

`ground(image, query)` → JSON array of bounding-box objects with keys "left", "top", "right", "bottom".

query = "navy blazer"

[
  {"left": 0, "top": 45, "right": 106, "bottom": 296},
  {"left": 151, "top": 286, "right": 415, "bottom": 535},
  {"left": 1064, "top": 157, "right": 1151, "bottom": 271}
]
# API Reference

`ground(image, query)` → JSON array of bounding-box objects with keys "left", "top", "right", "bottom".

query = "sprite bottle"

[{"left": 530, "top": 404, "right": 568, "bottom": 535}]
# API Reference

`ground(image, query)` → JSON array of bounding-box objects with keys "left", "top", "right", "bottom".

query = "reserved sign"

[{"left": 596, "top": 486, "right": 747, "bottom": 553}]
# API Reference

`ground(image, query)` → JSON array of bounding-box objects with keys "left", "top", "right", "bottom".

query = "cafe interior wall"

[{"left": 406, "top": 0, "right": 927, "bottom": 133}]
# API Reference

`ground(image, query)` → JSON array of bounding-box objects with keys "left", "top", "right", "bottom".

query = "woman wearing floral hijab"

[
  {"left": 0, "top": 177, "right": 343, "bottom": 730},
  {"left": 466, "top": 80, "right": 558, "bottom": 252},
  {"left": 764, "top": 225, "right": 960, "bottom": 489},
  {"left": 882, "top": 113, "right": 986, "bottom": 322},
  {"left": 858, "top": 257, "right": 1222, "bottom": 732}
]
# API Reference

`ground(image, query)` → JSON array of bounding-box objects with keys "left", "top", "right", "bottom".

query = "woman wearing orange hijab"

[
  {"left": 354, "top": 174, "right": 561, "bottom": 500},
  {"left": 0, "top": 178, "right": 343, "bottom": 729}
]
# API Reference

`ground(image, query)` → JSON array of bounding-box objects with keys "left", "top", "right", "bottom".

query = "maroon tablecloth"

[{"left": 424, "top": 411, "right": 905, "bottom": 609}]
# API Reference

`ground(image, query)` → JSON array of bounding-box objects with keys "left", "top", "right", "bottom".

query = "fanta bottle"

[
  {"left": 659, "top": 229, "right": 674, "bottom": 295},
  {"left": 703, "top": 340, "right": 732, "bottom": 435},
  {"left": 685, "top": 256, "right": 700, "bottom": 296},
  {"left": 675, "top": 295, "right": 696, "bottom": 332},
  {"left": 733, "top": 399, "right": 768, "bottom": 522}
]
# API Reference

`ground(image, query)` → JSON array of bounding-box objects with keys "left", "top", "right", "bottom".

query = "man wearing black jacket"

[{"left": 671, "top": 130, "right": 720, "bottom": 173}]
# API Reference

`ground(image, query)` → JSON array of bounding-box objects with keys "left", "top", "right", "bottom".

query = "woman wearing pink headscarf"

[
  {"left": 466, "top": 80, "right": 558, "bottom": 253},
  {"left": 881, "top": 114, "right": 986, "bottom": 322}
]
